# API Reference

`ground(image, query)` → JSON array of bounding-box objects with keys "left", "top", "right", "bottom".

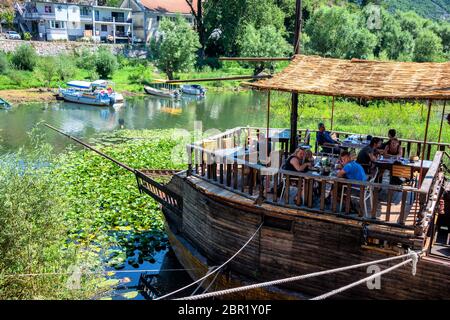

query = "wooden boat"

[
  {"left": 133, "top": 55, "right": 450, "bottom": 300},
  {"left": 144, "top": 85, "right": 180, "bottom": 99},
  {"left": 181, "top": 84, "right": 206, "bottom": 96},
  {"left": 0, "top": 98, "right": 11, "bottom": 109}
]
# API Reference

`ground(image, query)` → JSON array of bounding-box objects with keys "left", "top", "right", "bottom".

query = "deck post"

[
  {"left": 266, "top": 90, "right": 271, "bottom": 158},
  {"left": 330, "top": 96, "right": 335, "bottom": 130},
  {"left": 438, "top": 101, "right": 446, "bottom": 144},
  {"left": 289, "top": 0, "right": 303, "bottom": 154},
  {"left": 419, "top": 100, "right": 432, "bottom": 189}
]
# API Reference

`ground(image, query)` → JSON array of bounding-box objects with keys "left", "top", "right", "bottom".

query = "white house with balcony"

[
  {"left": 20, "top": 0, "right": 133, "bottom": 43},
  {"left": 119, "top": 0, "right": 195, "bottom": 44}
]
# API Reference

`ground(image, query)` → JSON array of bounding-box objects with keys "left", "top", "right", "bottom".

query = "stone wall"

[{"left": 0, "top": 39, "right": 148, "bottom": 58}]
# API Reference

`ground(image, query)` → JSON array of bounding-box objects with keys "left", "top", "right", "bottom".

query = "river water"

[
  {"left": 0, "top": 92, "right": 269, "bottom": 299},
  {"left": 0, "top": 92, "right": 270, "bottom": 153}
]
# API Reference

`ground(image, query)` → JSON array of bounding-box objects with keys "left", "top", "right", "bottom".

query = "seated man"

[
  {"left": 283, "top": 147, "right": 313, "bottom": 172},
  {"left": 337, "top": 150, "right": 367, "bottom": 181},
  {"left": 357, "top": 137, "right": 381, "bottom": 173},
  {"left": 336, "top": 151, "right": 367, "bottom": 214},
  {"left": 316, "top": 123, "right": 341, "bottom": 154}
]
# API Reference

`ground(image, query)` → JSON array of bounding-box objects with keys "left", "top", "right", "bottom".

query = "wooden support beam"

[
  {"left": 219, "top": 57, "right": 292, "bottom": 62},
  {"left": 154, "top": 75, "right": 271, "bottom": 84}
]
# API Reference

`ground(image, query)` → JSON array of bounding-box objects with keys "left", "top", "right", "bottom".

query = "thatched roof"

[{"left": 245, "top": 55, "right": 450, "bottom": 100}]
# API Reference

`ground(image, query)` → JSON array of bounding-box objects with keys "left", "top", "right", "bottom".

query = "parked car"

[{"left": 6, "top": 31, "right": 21, "bottom": 40}]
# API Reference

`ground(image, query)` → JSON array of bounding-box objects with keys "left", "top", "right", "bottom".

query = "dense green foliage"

[
  {"left": 0, "top": 52, "right": 8, "bottom": 75},
  {"left": 237, "top": 24, "right": 292, "bottom": 74},
  {"left": 11, "top": 45, "right": 37, "bottom": 71},
  {"left": 151, "top": 15, "right": 200, "bottom": 80},
  {"left": 94, "top": 47, "right": 119, "bottom": 79},
  {"left": 0, "top": 131, "right": 101, "bottom": 299},
  {"left": 0, "top": 127, "right": 185, "bottom": 298},
  {"left": 197, "top": 0, "right": 449, "bottom": 63}
]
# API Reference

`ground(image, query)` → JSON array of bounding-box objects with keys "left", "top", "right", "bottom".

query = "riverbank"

[{"left": 0, "top": 88, "right": 56, "bottom": 104}]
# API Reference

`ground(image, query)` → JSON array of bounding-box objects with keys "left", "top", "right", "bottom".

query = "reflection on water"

[{"left": 0, "top": 92, "right": 268, "bottom": 153}]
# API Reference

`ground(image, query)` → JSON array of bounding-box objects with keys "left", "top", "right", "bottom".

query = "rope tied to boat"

[
  {"left": 175, "top": 250, "right": 423, "bottom": 301},
  {"left": 154, "top": 221, "right": 264, "bottom": 300}
]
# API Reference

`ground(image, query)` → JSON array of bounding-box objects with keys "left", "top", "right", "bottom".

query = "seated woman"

[
  {"left": 283, "top": 148, "right": 313, "bottom": 172},
  {"left": 383, "top": 137, "right": 402, "bottom": 157}
]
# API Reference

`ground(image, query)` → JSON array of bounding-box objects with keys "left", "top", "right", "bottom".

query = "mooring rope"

[
  {"left": 174, "top": 250, "right": 420, "bottom": 300},
  {"left": 154, "top": 222, "right": 264, "bottom": 300},
  {"left": 310, "top": 258, "right": 414, "bottom": 300}
]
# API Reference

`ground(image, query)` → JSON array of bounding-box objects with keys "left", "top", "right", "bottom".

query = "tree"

[
  {"left": 94, "top": 47, "right": 118, "bottom": 78},
  {"left": 304, "top": 6, "right": 377, "bottom": 59},
  {"left": 184, "top": 0, "right": 206, "bottom": 58},
  {"left": 152, "top": 15, "right": 200, "bottom": 80},
  {"left": 413, "top": 29, "right": 443, "bottom": 62},
  {"left": 396, "top": 11, "right": 426, "bottom": 39},
  {"left": 363, "top": 7, "right": 414, "bottom": 60},
  {"left": 237, "top": 24, "right": 292, "bottom": 74},
  {"left": 203, "top": 0, "right": 286, "bottom": 56},
  {"left": 11, "top": 44, "right": 37, "bottom": 71},
  {"left": 38, "top": 57, "right": 58, "bottom": 88}
]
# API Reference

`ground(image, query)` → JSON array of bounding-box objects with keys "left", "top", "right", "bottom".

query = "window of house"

[
  {"left": 44, "top": 6, "right": 52, "bottom": 13},
  {"left": 101, "top": 25, "right": 108, "bottom": 32},
  {"left": 50, "top": 21, "right": 66, "bottom": 29},
  {"left": 156, "top": 16, "right": 161, "bottom": 22},
  {"left": 80, "top": 7, "right": 90, "bottom": 16}
]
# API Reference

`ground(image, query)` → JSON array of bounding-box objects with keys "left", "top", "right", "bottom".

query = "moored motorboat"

[
  {"left": 181, "top": 84, "right": 206, "bottom": 96},
  {"left": 59, "top": 89, "right": 111, "bottom": 106},
  {"left": 59, "top": 80, "right": 123, "bottom": 106},
  {"left": 144, "top": 85, "right": 180, "bottom": 99}
]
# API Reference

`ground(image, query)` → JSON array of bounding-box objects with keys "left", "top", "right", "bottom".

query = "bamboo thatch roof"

[{"left": 245, "top": 55, "right": 450, "bottom": 100}]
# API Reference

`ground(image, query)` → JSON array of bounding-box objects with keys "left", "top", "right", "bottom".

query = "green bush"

[
  {"left": 0, "top": 52, "right": 9, "bottom": 75},
  {"left": 94, "top": 47, "right": 118, "bottom": 79},
  {"left": 75, "top": 48, "right": 95, "bottom": 70},
  {"left": 11, "top": 44, "right": 37, "bottom": 71},
  {"left": 23, "top": 32, "right": 32, "bottom": 41}
]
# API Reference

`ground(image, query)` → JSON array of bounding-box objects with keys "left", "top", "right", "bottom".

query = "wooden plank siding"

[{"left": 165, "top": 174, "right": 450, "bottom": 299}]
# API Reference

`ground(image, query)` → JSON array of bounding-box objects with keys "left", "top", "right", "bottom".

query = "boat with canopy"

[{"left": 59, "top": 80, "right": 124, "bottom": 106}]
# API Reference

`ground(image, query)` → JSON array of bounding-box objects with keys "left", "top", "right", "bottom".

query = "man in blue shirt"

[
  {"left": 317, "top": 123, "right": 341, "bottom": 154},
  {"left": 337, "top": 150, "right": 367, "bottom": 181}
]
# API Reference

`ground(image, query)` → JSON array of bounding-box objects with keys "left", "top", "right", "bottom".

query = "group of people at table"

[{"left": 283, "top": 123, "right": 404, "bottom": 184}]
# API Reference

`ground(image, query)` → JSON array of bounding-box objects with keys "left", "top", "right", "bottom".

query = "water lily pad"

[
  {"left": 99, "top": 279, "right": 120, "bottom": 288},
  {"left": 122, "top": 291, "right": 139, "bottom": 299}
]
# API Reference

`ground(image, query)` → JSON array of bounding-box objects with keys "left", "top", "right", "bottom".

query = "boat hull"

[
  {"left": 161, "top": 173, "right": 450, "bottom": 300},
  {"left": 144, "top": 86, "right": 179, "bottom": 99},
  {"left": 60, "top": 91, "right": 111, "bottom": 106},
  {"left": 181, "top": 85, "right": 206, "bottom": 96}
]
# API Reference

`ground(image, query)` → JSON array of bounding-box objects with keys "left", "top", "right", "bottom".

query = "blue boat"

[
  {"left": 181, "top": 84, "right": 206, "bottom": 96},
  {"left": 0, "top": 98, "right": 11, "bottom": 109},
  {"left": 59, "top": 80, "right": 123, "bottom": 106}
]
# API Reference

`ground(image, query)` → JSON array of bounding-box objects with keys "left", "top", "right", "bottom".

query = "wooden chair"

[
  {"left": 391, "top": 164, "right": 416, "bottom": 204},
  {"left": 391, "top": 165, "right": 414, "bottom": 185}
]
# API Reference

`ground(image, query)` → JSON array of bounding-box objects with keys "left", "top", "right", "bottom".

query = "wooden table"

[{"left": 374, "top": 157, "right": 433, "bottom": 183}]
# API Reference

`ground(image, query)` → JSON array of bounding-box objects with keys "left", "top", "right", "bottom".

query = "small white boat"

[
  {"left": 144, "top": 85, "right": 180, "bottom": 99},
  {"left": 181, "top": 84, "right": 206, "bottom": 96}
]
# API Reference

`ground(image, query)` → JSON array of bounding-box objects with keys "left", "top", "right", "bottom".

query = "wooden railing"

[
  {"left": 186, "top": 127, "right": 445, "bottom": 235},
  {"left": 299, "top": 129, "right": 450, "bottom": 160}
]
